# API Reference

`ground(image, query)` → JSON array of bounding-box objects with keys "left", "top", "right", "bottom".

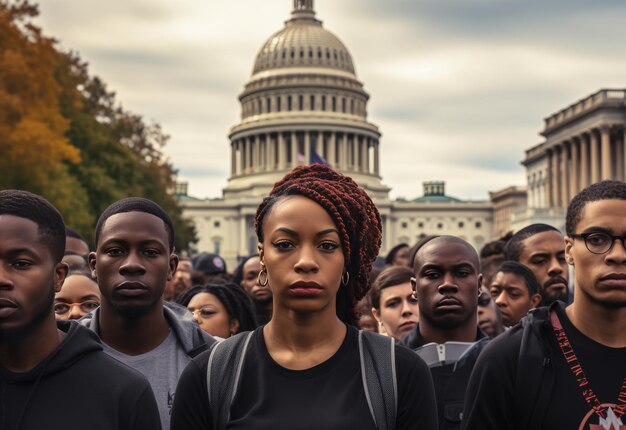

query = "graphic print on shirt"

[{"left": 578, "top": 404, "right": 625, "bottom": 430}]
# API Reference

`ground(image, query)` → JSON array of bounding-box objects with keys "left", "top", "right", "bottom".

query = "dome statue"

[{"left": 223, "top": 0, "right": 390, "bottom": 201}]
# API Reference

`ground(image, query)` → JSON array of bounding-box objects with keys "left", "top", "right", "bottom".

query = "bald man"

[{"left": 400, "top": 235, "right": 489, "bottom": 430}]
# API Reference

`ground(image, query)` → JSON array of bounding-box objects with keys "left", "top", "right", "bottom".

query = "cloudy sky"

[{"left": 36, "top": 0, "right": 626, "bottom": 200}]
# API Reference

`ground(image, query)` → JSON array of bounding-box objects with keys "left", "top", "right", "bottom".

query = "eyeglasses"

[
  {"left": 478, "top": 291, "right": 492, "bottom": 307},
  {"left": 189, "top": 306, "right": 217, "bottom": 319},
  {"left": 570, "top": 232, "right": 626, "bottom": 254},
  {"left": 53, "top": 300, "right": 100, "bottom": 315}
]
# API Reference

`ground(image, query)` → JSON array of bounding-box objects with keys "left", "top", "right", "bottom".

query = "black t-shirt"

[
  {"left": 171, "top": 325, "right": 438, "bottom": 430},
  {"left": 542, "top": 305, "right": 626, "bottom": 430}
]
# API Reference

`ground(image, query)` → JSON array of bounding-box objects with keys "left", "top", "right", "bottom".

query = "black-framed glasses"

[
  {"left": 53, "top": 300, "right": 100, "bottom": 315},
  {"left": 570, "top": 232, "right": 626, "bottom": 254}
]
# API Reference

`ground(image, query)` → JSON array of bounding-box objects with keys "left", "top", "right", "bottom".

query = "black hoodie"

[{"left": 0, "top": 320, "right": 162, "bottom": 430}]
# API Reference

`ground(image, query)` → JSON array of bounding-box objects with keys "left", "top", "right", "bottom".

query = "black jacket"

[
  {"left": 0, "top": 320, "right": 162, "bottom": 430},
  {"left": 462, "top": 302, "right": 562, "bottom": 430},
  {"left": 399, "top": 325, "right": 489, "bottom": 430}
]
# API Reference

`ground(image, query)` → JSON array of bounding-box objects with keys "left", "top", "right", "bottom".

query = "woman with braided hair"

[{"left": 171, "top": 164, "right": 437, "bottom": 430}]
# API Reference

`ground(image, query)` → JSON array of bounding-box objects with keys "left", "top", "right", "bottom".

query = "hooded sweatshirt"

[{"left": 0, "top": 320, "right": 161, "bottom": 430}]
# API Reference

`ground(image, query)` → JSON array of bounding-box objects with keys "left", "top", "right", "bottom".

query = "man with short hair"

[
  {"left": 505, "top": 223, "right": 569, "bottom": 305},
  {"left": 0, "top": 190, "right": 161, "bottom": 429},
  {"left": 463, "top": 181, "right": 626, "bottom": 430},
  {"left": 83, "top": 197, "right": 214, "bottom": 430},
  {"left": 489, "top": 261, "right": 542, "bottom": 327},
  {"left": 400, "top": 235, "right": 488, "bottom": 430},
  {"left": 65, "top": 226, "right": 90, "bottom": 258}
]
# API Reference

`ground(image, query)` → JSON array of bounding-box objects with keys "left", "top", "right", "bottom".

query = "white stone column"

[
  {"left": 560, "top": 144, "right": 568, "bottom": 208},
  {"left": 231, "top": 141, "right": 236, "bottom": 176},
  {"left": 360, "top": 137, "right": 368, "bottom": 173},
  {"left": 570, "top": 139, "right": 579, "bottom": 197},
  {"left": 580, "top": 134, "right": 589, "bottom": 189},
  {"left": 352, "top": 136, "right": 358, "bottom": 171},
  {"left": 328, "top": 132, "right": 336, "bottom": 167},
  {"left": 278, "top": 132, "right": 286, "bottom": 169},
  {"left": 304, "top": 131, "right": 311, "bottom": 165},
  {"left": 601, "top": 126, "right": 612, "bottom": 180},
  {"left": 616, "top": 132, "right": 624, "bottom": 179},
  {"left": 244, "top": 137, "right": 251, "bottom": 173},
  {"left": 591, "top": 130, "right": 600, "bottom": 183},
  {"left": 291, "top": 132, "right": 298, "bottom": 167},
  {"left": 374, "top": 140, "right": 380, "bottom": 176},
  {"left": 341, "top": 134, "right": 348, "bottom": 170},
  {"left": 239, "top": 215, "right": 248, "bottom": 257},
  {"left": 552, "top": 148, "right": 560, "bottom": 207}
]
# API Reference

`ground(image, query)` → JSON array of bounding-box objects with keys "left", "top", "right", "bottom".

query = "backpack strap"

[
  {"left": 206, "top": 331, "right": 254, "bottom": 430},
  {"left": 359, "top": 330, "right": 397, "bottom": 430}
]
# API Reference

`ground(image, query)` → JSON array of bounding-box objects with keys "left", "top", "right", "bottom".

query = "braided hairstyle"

[
  {"left": 254, "top": 164, "right": 382, "bottom": 325},
  {"left": 176, "top": 283, "right": 258, "bottom": 333}
]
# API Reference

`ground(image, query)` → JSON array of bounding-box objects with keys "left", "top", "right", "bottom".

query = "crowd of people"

[{"left": 0, "top": 165, "right": 624, "bottom": 430}]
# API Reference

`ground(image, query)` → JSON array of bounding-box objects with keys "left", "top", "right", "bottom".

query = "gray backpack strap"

[
  {"left": 206, "top": 331, "right": 254, "bottom": 430},
  {"left": 359, "top": 330, "right": 397, "bottom": 430}
]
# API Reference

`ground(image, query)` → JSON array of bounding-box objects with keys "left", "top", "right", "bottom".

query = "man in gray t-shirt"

[{"left": 84, "top": 198, "right": 214, "bottom": 430}]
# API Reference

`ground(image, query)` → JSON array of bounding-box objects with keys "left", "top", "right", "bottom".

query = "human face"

[
  {"left": 518, "top": 231, "right": 568, "bottom": 304},
  {"left": 392, "top": 246, "right": 410, "bottom": 267},
  {"left": 477, "top": 286, "right": 502, "bottom": 338},
  {"left": 241, "top": 256, "right": 271, "bottom": 303},
  {"left": 90, "top": 212, "right": 178, "bottom": 318},
  {"left": 412, "top": 239, "right": 481, "bottom": 330},
  {"left": 54, "top": 275, "right": 100, "bottom": 320},
  {"left": 565, "top": 199, "right": 626, "bottom": 309},
  {"left": 164, "top": 259, "right": 191, "bottom": 301},
  {"left": 259, "top": 196, "right": 345, "bottom": 318},
  {"left": 490, "top": 271, "right": 541, "bottom": 327},
  {"left": 187, "top": 292, "right": 237, "bottom": 338},
  {"left": 372, "top": 282, "right": 418, "bottom": 340},
  {"left": 0, "top": 215, "right": 67, "bottom": 338},
  {"left": 66, "top": 236, "right": 89, "bottom": 258}
]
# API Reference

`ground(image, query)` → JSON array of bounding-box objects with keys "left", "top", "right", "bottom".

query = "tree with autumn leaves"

[{"left": 0, "top": 0, "right": 196, "bottom": 250}]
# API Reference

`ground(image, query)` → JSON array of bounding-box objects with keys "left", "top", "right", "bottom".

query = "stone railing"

[{"left": 544, "top": 89, "right": 626, "bottom": 131}]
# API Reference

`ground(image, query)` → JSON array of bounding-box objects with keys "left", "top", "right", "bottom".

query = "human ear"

[
  {"left": 258, "top": 243, "right": 265, "bottom": 265},
  {"left": 54, "top": 261, "right": 69, "bottom": 293},
  {"left": 88, "top": 251, "right": 97, "bottom": 281},
  {"left": 371, "top": 307, "right": 381, "bottom": 322},
  {"left": 168, "top": 253, "right": 180, "bottom": 281},
  {"left": 564, "top": 236, "right": 575, "bottom": 266},
  {"left": 530, "top": 293, "right": 542, "bottom": 308},
  {"left": 230, "top": 318, "right": 240, "bottom": 335}
]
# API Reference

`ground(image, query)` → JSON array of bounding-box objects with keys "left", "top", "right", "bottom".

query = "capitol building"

[{"left": 180, "top": 0, "right": 499, "bottom": 267}]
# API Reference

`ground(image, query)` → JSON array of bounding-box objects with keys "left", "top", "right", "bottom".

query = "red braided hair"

[{"left": 255, "top": 164, "right": 382, "bottom": 325}]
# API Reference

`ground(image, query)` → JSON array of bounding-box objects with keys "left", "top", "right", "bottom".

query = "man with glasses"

[{"left": 463, "top": 181, "right": 626, "bottom": 430}]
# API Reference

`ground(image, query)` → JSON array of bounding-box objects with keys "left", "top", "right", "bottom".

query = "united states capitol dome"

[{"left": 252, "top": 1, "right": 356, "bottom": 75}]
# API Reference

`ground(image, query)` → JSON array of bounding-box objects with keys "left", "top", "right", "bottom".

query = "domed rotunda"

[{"left": 223, "top": 0, "right": 390, "bottom": 199}]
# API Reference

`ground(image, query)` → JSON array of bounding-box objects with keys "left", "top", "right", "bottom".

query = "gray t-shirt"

[{"left": 103, "top": 331, "right": 190, "bottom": 430}]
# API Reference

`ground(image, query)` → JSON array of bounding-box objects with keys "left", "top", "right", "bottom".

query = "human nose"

[
  {"left": 547, "top": 257, "right": 564, "bottom": 276},
  {"left": 400, "top": 299, "right": 413, "bottom": 317},
  {"left": 605, "top": 237, "right": 626, "bottom": 264},
  {"left": 119, "top": 250, "right": 145, "bottom": 275},
  {"left": 438, "top": 273, "right": 458, "bottom": 294},
  {"left": 494, "top": 292, "right": 507, "bottom": 307},
  {"left": 68, "top": 304, "right": 84, "bottom": 320},
  {"left": 293, "top": 245, "right": 319, "bottom": 273},
  {"left": 0, "top": 264, "right": 13, "bottom": 289}
]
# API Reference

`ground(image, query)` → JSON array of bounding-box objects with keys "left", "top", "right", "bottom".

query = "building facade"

[
  {"left": 180, "top": 1, "right": 495, "bottom": 268},
  {"left": 521, "top": 88, "right": 626, "bottom": 229}
]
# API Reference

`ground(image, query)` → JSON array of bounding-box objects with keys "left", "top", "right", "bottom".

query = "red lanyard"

[{"left": 550, "top": 309, "right": 626, "bottom": 420}]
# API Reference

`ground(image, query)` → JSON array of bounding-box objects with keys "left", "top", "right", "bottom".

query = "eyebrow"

[
  {"left": 55, "top": 294, "right": 99, "bottom": 302},
  {"left": 99, "top": 238, "right": 167, "bottom": 249},
  {"left": 580, "top": 226, "right": 621, "bottom": 235},
  {"left": 274, "top": 227, "right": 339, "bottom": 237},
  {"left": 420, "top": 262, "right": 476, "bottom": 271}
]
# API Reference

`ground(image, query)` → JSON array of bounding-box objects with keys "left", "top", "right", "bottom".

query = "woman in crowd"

[
  {"left": 176, "top": 283, "right": 257, "bottom": 339},
  {"left": 370, "top": 265, "right": 419, "bottom": 341},
  {"left": 54, "top": 272, "right": 100, "bottom": 320},
  {"left": 171, "top": 164, "right": 437, "bottom": 429},
  {"left": 233, "top": 254, "right": 273, "bottom": 324},
  {"left": 384, "top": 242, "right": 410, "bottom": 267}
]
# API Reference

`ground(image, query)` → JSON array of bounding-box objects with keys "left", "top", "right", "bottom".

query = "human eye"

[
  {"left": 456, "top": 269, "right": 471, "bottom": 278},
  {"left": 54, "top": 303, "right": 70, "bottom": 314},
  {"left": 199, "top": 307, "right": 217, "bottom": 318},
  {"left": 143, "top": 249, "right": 161, "bottom": 258},
  {"left": 384, "top": 299, "right": 400, "bottom": 309},
  {"left": 586, "top": 233, "right": 610, "bottom": 247},
  {"left": 489, "top": 288, "right": 499, "bottom": 298},
  {"left": 12, "top": 260, "right": 34, "bottom": 270},
  {"left": 319, "top": 241, "right": 340, "bottom": 252},
  {"left": 423, "top": 271, "right": 440, "bottom": 280},
  {"left": 81, "top": 301, "right": 100, "bottom": 312},
  {"left": 529, "top": 257, "right": 547, "bottom": 265},
  {"left": 272, "top": 240, "right": 294, "bottom": 251},
  {"left": 408, "top": 295, "right": 418, "bottom": 305},
  {"left": 105, "top": 247, "right": 124, "bottom": 257}
]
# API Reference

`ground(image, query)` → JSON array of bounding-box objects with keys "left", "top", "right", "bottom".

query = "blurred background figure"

[
  {"left": 191, "top": 252, "right": 233, "bottom": 284},
  {"left": 176, "top": 283, "right": 257, "bottom": 338},
  {"left": 489, "top": 261, "right": 542, "bottom": 327},
  {"left": 62, "top": 251, "right": 89, "bottom": 272},
  {"left": 54, "top": 272, "right": 100, "bottom": 320},
  {"left": 233, "top": 254, "right": 272, "bottom": 325},
  {"left": 355, "top": 295, "right": 378, "bottom": 333},
  {"left": 65, "top": 226, "right": 89, "bottom": 258},
  {"left": 164, "top": 258, "right": 192, "bottom": 302},
  {"left": 384, "top": 243, "right": 410, "bottom": 267},
  {"left": 478, "top": 232, "right": 512, "bottom": 288},
  {"left": 370, "top": 266, "right": 419, "bottom": 341},
  {"left": 477, "top": 286, "right": 505, "bottom": 338}
]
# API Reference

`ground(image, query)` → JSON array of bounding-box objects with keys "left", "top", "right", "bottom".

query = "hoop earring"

[
  {"left": 341, "top": 271, "right": 350, "bottom": 286},
  {"left": 258, "top": 268, "right": 269, "bottom": 287},
  {"left": 411, "top": 291, "right": 418, "bottom": 301}
]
